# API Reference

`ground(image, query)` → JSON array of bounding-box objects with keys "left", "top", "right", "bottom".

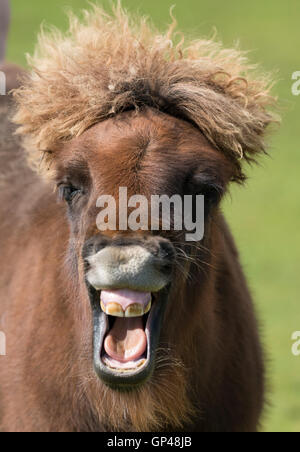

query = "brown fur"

[{"left": 0, "top": 4, "right": 277, "bottom": 432}]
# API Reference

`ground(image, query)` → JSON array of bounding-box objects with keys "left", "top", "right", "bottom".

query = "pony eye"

[{"left": 58, "top": 184, "right": 82, "bottom": 204}]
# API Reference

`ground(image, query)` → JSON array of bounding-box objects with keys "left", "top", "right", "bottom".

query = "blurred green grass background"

[{"left": 6, "top": 0, "right": 300, "bottom": 432}]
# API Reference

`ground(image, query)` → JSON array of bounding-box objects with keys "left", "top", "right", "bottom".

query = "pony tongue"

[{"left": 104, "top": 317, "right": 147, "bottom": 363}]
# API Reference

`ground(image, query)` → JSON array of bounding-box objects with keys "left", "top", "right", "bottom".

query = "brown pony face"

[{"left": 53, "top": 108, "right": 235, "bottom": 388}]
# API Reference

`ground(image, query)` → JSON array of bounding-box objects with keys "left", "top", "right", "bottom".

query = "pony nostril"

[
  {"left": 84, "top": 259, "right": 91, "bottom": 272},
  {"left": 82, "top": 235, "right": 109, "bottom": 260},
  {"left": 158, "top": 241, "right": 175, "bottom": 261}
]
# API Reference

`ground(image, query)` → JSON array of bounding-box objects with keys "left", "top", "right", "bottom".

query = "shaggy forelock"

[{"left": 13, "top": 3, "right": 278, "bottom": 179}]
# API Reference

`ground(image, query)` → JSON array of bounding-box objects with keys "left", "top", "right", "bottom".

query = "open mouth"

[
  {"left": 88, "top": 285, "right": 169, "bottom": 388},
  {"left": 100, "top": 289, "right": 152, "bottom": 370}
]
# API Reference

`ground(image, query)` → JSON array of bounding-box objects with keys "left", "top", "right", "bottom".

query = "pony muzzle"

[{"left": 83, "top": 238, "right": 175, "bottom": 387}]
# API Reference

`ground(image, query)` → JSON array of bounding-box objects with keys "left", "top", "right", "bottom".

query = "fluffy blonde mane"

[{"left": 13, "top": 3, "right": 278, "bottom": 178}]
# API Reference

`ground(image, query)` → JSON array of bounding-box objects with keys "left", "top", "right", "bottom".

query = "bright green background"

[{"left": 6, "top": 0, "right": 300, "bottom": 432}]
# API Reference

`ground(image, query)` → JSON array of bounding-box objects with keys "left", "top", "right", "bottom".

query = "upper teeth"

[{"left": 100, "top": 299, "right": 152, "bottom": 318}]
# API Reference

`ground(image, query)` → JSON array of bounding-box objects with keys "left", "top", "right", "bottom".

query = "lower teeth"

[{"left": 102, "top": 355, "right": 146, "bottom": 371}]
